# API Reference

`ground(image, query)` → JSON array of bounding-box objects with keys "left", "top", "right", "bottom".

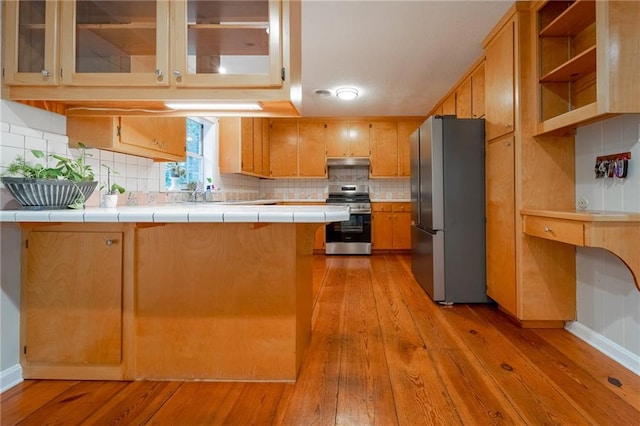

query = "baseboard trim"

[
  {"left": 566, "top": 321, "right": 640, "bottom": 376},
  {"left": 1, "top": 364, "right": 23, "bottom": 393}
]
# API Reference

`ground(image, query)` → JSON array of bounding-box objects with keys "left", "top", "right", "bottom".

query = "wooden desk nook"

[{"left": 522, "top": 209, "right": 640, "bottom": 291}]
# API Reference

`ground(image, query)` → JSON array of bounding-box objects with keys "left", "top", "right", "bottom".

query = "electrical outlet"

[{"left": 577, "top": 197, "right": 589, "bottom": 209}]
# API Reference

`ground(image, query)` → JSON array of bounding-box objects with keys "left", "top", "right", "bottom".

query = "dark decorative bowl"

[{"left": 1, "top": 177, "right": 97, "bottom": 210}]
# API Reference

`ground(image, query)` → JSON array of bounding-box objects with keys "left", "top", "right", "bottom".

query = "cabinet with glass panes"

[{"left": 3, "top": 0, "right": 289, "bottom": 89}]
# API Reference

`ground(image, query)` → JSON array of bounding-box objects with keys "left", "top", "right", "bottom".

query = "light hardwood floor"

[{"left": 2, "top": 254, "right": 639, "bottom": 425}]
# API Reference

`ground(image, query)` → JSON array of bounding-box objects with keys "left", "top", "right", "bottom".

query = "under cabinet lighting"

[{"left": 165, "top": 102, "right": 262, "bottom": 111}]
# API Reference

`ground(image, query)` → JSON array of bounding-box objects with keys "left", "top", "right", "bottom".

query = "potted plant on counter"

[
  {"left": 167, "top": 162, "right": 186, "bottom": 191},
  {"left": 1, "top": 144, "right": 97, "bottom": 209},
  {"left": 100, "top": 164, "right": 125, "bottom": 208}
]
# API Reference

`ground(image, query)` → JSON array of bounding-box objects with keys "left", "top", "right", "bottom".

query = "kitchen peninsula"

[{"left": 0, "top": 204, "right": 349, "bottom": 382}]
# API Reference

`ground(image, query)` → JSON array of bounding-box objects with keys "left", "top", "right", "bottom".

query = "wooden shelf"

[
  {"left": 539, "top": 0, "right": 595, "bottom": 37},
  {"left": 522, "top": 209, "right": 640, "bottom": 290},
  {"left": 78, "top": 23, "right": 156, "bottom": 56},
  {"left": 187, "top": 27, "right": 269, "bottom": 56},
  {"left": 535, "top": 102, "right": 604, "bottom": 135},
  {"left": 540, "top": 45, "right": 596, "bottom": 82}
]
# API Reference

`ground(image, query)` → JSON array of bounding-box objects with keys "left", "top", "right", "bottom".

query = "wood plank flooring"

[{"left": 2, "top": 254, "right": 639, "bottom": 425}]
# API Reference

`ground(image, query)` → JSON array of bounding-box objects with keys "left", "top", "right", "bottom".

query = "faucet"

[{"left": 189, "top": 182, "right": 206, "bottom": 202}]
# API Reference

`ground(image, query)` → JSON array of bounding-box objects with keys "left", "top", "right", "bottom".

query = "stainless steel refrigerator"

[{"left": 410, "top": 115, "right": 490, "bottom": 303}]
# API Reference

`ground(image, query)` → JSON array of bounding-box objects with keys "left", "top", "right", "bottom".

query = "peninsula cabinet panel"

[
  {"left": 23, "top": 231, "right": 123, "bottom": 368},
  {"left": 484, "top": 15, "right": 515, "bottom": 141},
  {"left": 67, "top": 116, "right": 186, "bottom": 161}
]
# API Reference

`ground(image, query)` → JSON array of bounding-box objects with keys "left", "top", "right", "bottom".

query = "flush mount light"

[
  {"left": 165, "top": 102, "right": 262, "bottom": 111},
  {"left": 335, "top": 87, "right": 359, "bottom": 100}
]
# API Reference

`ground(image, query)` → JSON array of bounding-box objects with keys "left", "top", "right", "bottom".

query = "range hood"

[{"left": 326, "top": 157, "right": 370, "bottom": 167}]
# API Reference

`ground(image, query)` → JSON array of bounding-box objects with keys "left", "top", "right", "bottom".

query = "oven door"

[{"left": 325, "top": 213, "right": 372, "bottom": 255}]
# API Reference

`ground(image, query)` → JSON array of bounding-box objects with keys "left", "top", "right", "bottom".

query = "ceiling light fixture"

[
  {"left": 335, "top": 87, "right": 359, "bottom": 100},
  {"left": 165, "top": 102, "right": 262, "bottom": 111}
]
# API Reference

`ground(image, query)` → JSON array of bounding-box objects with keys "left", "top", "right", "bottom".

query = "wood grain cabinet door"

[
  {"left": 485, "top": 135, "right": 516, "bottom": 315},
  {"left": 270, "top": 120, "right": 298, "bottom": 177},
  {"left": 348, "top": 121, "right": 371, "bottom": 157},
  {"left": 119, "top": 117, "right": 186, "bottom": 158},
  {"left": 485, "top": 18, "right": 515, "bottom": 141},
  {"left": 370, "top": 121, "right": 398, "bottom": 177},
  {"left": 24, "top": 231, "right": 123, "bottom": 365},
  {"left": 298, "top": 121, "right": 326, "bottom": 177},
  {"left": 325, "top": 121, "right": 349, "bottom": 157}
]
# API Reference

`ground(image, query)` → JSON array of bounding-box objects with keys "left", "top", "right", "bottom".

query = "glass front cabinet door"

[
  {"left": 59, "top": 0, "right": 169, "bottom": 86},
  {"left": 170, "top": 0, "right": 283, "bottom": 88},
  {"left": 4, "top": 0, "right": 285, "bottom": 89},
  {"left": 2, "top": 0, "right": 59, "bottom": 85}
]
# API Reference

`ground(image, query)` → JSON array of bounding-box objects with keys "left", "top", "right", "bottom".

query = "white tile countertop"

[{"left": 0, "top": 204, "right": 350, "bottom": 223}]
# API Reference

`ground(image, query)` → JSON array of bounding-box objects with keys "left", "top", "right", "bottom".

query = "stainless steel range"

[{"left": 325, "top": 184, "right": 372, "bottom": 255}]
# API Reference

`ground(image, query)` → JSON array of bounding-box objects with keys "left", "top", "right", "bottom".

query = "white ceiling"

[{"left": 299, "top": 0, "right": 513, "bottom": 118}]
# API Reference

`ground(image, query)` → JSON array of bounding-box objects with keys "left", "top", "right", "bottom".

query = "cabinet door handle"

[
  {"left": 544, "top": 227, "right": 552, "bottom": 233},
  {"left": 173, "top": 70, "right": 183, "bottom": 81},
  {"left": 504, "top": 141, "right": 511, "bottom": 147},
  {"left": 40, "top": 69, "right": 51, "bottom": 77},
  {"left": 105, "top": 239, "right": 119, "bottom": 246},
  {"left": 155, "top": 69, "right": 164, "bottom": 80},
  {"left": 505, "top": 123, "right": 513, "bottom": 128}
]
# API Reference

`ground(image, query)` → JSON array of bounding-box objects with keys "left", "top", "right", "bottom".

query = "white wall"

[{"left": 571, "top": 114, "right": 640, "bottom": 374}]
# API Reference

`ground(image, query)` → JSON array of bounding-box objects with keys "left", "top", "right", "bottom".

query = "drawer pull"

[
  {"left": 544, "top": 227, "right": 552, "bottom": 232},
  {"left": 105, "top": 239, "right": 119, "bottom": 246}
]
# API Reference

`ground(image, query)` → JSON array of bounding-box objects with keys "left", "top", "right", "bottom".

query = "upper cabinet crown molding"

[{"left": 2, "top": 0, "right": 301, "bottom": 117}]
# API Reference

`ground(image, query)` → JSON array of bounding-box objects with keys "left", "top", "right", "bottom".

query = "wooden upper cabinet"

[
  {"left": 442, "top": 92, "right": 456, "bottom": 116},
  {"left": 59, "top": 0, "right": 170, "bottom": 86},
  {"left": 455, "top": 61, "right": 485, "bottom": 119},
  {"left": 484, "top": 16, "right": 515, "bottom": 141},
  {"left": 347, "top": 121, "right": 370, "bottom": 156},
  {"left": 219, "top": 117, "right": 269, "bottom": 178},
  {"left": 370, "top": 121, "right": 398, "bottom": 177},
  {"left": 397, "top": 120, "right": 421, "bottom": 177},
  {"left": 471, "top": 62, "right": 486, "bottom": 118},
  {"left": 5, "top": 0, "right": 287, "bottom": 89},
  {"left": 536, "top": 0, "right": 640, "bottom": 135},
  {"left": 2, "top": 0, "right": 60, "bottom": 85},
  {"left": 325, "top": 121, "right": 369, "bottom": 157},
  {"left": 170, "top": 0, "right": 283, "bottom": 88},
  {"left": 269, "top": 120, "right": 298, "bottom": 177},
  {"left": 67, "top": 116, "right": 186, "bottom": 161},
  {"left": 456, "top": 76, "right": 473, "bottom": 118},
  {"left": 298, "top": 121, "right": 326, "bottom": 177}
]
